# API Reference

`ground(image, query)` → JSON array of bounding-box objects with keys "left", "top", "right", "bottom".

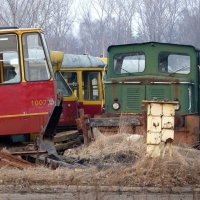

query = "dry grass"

[{"left": 0, "top": 128, "right": 200, "bottom": 187}]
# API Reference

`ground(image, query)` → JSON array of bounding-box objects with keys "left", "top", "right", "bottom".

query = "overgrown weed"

[{"left": 1, "top": 120, "right": 200, "bottom": 187}]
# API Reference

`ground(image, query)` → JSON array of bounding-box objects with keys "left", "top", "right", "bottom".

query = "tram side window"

[
  {"left": 22, "top": 33, "right": 50, "bottom": 81},
  {"left": 3, "top": 58, "right": 20, "bottom": 83},
  {"left": 61, "top": 71, "right": 78, "bottom": 97},
  {"left": 82, "top": 71, "right": 101, "bottom": 100},
  {"left": 0, "top": 34, "right": 21, "bottom": 84},
  {"left": 3, "top": 67, "right": 15, "bottom": 81}
]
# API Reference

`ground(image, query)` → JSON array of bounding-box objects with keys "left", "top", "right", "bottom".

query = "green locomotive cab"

[{"left": 101, "top": 42, "right": 200, "bottom": 145}]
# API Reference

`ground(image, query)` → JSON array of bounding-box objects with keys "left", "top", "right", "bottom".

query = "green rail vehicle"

[{"left": 90, "top": 42, "right": 200, "bottom": 146}]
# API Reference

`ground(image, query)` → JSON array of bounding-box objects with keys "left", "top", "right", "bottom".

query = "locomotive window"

[
  {"left": 22, "top": 33, "right": 51, "bottom": 81},
  {"left": 158, "top": 52, "right": 190, "bottom": 74},
  {"left": 0, "top": 34, "right": 21, "bottom": 84},
  {"left": 54, "top": 72, "right": 72, "bottom": 97},
  {"left": 114, "top": 52, "right": 145, "bottom": 74}
]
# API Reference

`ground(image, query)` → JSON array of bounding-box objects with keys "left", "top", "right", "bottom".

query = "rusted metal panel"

[
  {"left": 76, "top": 109, "right": 90, "bottom": 146},
  {"left": 148, "top": 103, "right": 163, "bottom": 116},
  {"left": 141, "top": 105, "right": 147, "bottom": 132},
  {"left": 161, "top": 129, "right": 174, "bottom": 141},
  {"left": 89, "top": 116, "right": 142, "bottom": 127},
  {"left": 163, "top": 105, "right": 175, "bottom": 117},
  {"left": 147, "top": 116, "right": 162, "bottom": 133},
  {"left": 162, "top": 117, "right": 174, "bottom": 129},
  {"left": 107, "top": 75, "right": 191, "bottom": 84},
  {"left": 11, "top": 151, "right": 46, "bottom": 156},
  {"left": 147, "top": 132, "right": 161, "bottom": 144},
  {"left": 174, "top": 115, "right": 199, "bottom": 145},
  {"left": 145, "top": 100, "right": 177, "bottom": 157}
]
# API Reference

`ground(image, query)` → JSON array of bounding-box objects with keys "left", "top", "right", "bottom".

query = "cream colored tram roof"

[{"left": 61, "top": 54, "right": 106, "bottom": 68}]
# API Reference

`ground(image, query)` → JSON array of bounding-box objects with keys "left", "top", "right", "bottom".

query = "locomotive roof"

[
  {"left": 61, "top": 54, "right": 106, "bottom": 68},
  {"left": 108, "top": 41, "right": 199, "bottom": 52}
]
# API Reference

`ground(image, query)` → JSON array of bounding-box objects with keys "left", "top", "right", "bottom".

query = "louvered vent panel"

[
  {"left": 125, "top": 88, "right": 141, "bottom": 112},
  {"left": 150, "top": 88, "right": 165, "bottom": 100}
]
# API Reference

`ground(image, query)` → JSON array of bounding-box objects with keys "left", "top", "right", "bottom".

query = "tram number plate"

[{"left": 31, "top": 100, "right": 47, "bottom": 106}]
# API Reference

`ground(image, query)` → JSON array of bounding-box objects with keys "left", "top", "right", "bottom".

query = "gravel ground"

[{"left": 0, "top": 185, "right": 200, "bottom": 200}]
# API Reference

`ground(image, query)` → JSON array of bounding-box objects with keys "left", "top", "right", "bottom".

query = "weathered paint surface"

[{"left": 101, "top": 42, "right": 200, "bottom": 146}]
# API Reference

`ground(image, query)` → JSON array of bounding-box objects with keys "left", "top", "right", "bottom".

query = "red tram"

[{"left": 0, "top": 27, "right": 63, "bottom": 143}]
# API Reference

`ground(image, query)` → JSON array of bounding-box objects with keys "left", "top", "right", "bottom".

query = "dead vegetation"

[{"left": 0, "top": 128, "right": 200, "bottom": 188}]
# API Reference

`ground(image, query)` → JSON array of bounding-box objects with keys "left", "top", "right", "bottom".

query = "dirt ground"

[
  {"left": 0, "top": 129, "right": 200, "bottom": 199},
  {"left": 0, "top": 185, "right": 200, "bottom": 200},
  {"left": 0, "top": 192, "right": 198, "bottom": 200}
]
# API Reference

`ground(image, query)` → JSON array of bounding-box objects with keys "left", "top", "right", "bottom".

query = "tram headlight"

[{"left": 112, "top": 102, "right": 120, "bottom": 110}]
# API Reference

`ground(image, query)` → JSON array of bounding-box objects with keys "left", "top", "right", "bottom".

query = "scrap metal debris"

[{"left": 0, "top": 150, "right": 34, "bottom": 169}]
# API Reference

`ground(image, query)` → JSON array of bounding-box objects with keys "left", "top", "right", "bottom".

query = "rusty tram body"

[{"left": 90, "top": 42, "right": 200, "bottom": 146}]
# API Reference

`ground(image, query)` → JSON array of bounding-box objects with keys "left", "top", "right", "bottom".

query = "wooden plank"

[
  {"left": 54, "top": 130, "right": 79, "bottom": 143},
  {"left": 55, "top": 140, "right": 82, "bottom": 151}
]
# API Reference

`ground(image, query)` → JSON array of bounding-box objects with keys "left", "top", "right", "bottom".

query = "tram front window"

[
  {"left": 54, "top": 72, "right": 72, "bottom": 96},
  {"left": 22, "top": 33, "right": 51, "bottom": 81},
  {"left": 0, "top": 34, "right": 21, "bottom": 84},
  {"left": 61, "top": 71, "right": 78, "bottom": 97}
]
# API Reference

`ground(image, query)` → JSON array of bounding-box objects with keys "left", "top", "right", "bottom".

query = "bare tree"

[
  {"left": 79, "top": 0, "right": 114, "bottom": 56},
  {"left": 79, "top": 0, "right": 137, "bottom": 56},
  {"left": 0, "top": 0, "right": 78, "bottom": 52},
  {"left": 0, "top": 0, "right": 198, "bottom": 54},
  {"left": 43, "top": 0, "right": 78, "bottom": 51},
  {"left": 136, "top": 0, "right": 184, "bottom": 43},
  {"left": 178, "top": 0, "right": 200, "bottom": 48},
  {"left": 110, "top": 0, "right": 137, "bottom": 44},
  {"left": 0, "top": 0, "right": 58, "bottom": 29},
  {"left": 0, "top": 0, "right": 35, "bottom": 27}
]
